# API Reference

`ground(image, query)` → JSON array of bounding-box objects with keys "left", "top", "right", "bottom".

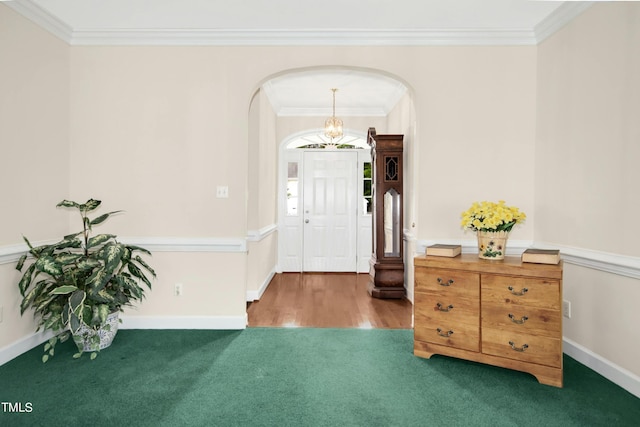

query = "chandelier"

[{"left": 324, "top": 88, "right": 343, "bottom": 140}]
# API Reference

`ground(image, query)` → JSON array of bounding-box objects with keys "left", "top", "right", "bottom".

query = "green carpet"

[{"left": 1, "top": 329, "right": 638, "bottom": 426}]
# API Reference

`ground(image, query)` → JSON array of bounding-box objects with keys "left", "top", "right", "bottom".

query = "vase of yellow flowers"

[{"left": 460, "top": 201, "right": 526, "bottom": 260}]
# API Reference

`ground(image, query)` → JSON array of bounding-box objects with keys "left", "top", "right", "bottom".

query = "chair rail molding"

[
  {"left": 0, "top": 237, "right": 248, "bottom": 266},
  {"left": 119, "top": 237, "right": 247, "bottom": 253},
  {"left": 415, "top": 239, "right": 640, "bottom": 280},
  {"left": 246, "top": 224, "right": 277, "bottom": 242}
]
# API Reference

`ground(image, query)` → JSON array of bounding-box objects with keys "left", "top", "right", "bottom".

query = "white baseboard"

[
  {"left": 564, "top": 337, "right": 640, "bottom": 398},
  {"left": 246, "top": 270, "right": 276, "bottom": 301},
  {"left": 0, "top": 315, "right": 247, "bottom": 366},
  {"left": 0, "top": 329, "right": 55, "bottom": 366},
  {"left": 120, "top": 315, "right": 247, "bottom": 330}
]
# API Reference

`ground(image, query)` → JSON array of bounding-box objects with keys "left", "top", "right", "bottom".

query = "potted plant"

[
  {"left": 15, "top": 199, "right": 155, "bottom": 361},
  {"left": 460, "top": 200, "right": 526, "bottom": 260}
]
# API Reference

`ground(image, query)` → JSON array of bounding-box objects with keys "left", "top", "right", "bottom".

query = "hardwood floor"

[{"left": 247, "top": 273, "right": 413, "bottom": 329}]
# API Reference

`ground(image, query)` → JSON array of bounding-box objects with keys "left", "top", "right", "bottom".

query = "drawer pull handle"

[
  {"left": 437, "top": 278, "right": 454, "bottom": 287},
  {"left": 436, "top": 328, "right": 454, "bottom": 337},
  {"left": 508, "top": 286, "right": 528, "bottom": 296},
  {"left": 509, "top": 341, "right": 529, "bottom": 352},
  {"left": 436, "top": 303, "right": 454, "bottom": 312},
  {"left": 508, "top": 313, "right": 529, "bottom": 324}
]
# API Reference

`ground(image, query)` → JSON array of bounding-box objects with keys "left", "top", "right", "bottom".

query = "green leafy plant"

[{"left": 16, "top": 199, "right": 155, "bottom": 362}]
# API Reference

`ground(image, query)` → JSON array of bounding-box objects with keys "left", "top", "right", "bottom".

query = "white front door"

[{"left": 302, "top": 151, "right": 358, "bottom": 272}]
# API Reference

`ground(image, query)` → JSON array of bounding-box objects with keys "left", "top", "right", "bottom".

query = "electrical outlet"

[
  {"left": 174, "top": 283, "right": 183, "bottom": 297},
  {"left": 562, "top": 300, "right": 571, "bottom": 319}
]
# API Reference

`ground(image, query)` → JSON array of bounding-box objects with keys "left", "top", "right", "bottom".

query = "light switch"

[{"left": 216, "top": 186, "right": 229, "bottom": 198}]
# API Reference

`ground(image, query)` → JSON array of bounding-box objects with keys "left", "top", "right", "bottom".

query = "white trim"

[
  {"left": 535, "top": 2, "right": 594, "bottom": 44},
  {"left": 0, "top": 239, "right": 57, "bottom": 265},
  {"left": 118, "top": 237, "right": 247, "bottom": 253},
  {"left": 414, "top": 239, "right": 640, "bottom": 280},
  {"left": 0, "top": 316, "right": 246, "bottom": 366},
  {"left": 246, "top": 270, "right": 276, "bottom": 301},
  {"left": 0, "top": 243, "right": 29, "bottom": 265},
  {"left": 0, "top": 329, "right": 55, "bottom": 367},
  {"left": 564, "top": 337, "right": 640, "bottom": 399},
  {"left": 403, "top": 229, "right": 417, "bottom": 243},
  {"left": 550, "top": 244, "right": 640, "bottom": 280},
  {"left": 416, "top": 238, "right": 533, "bottom": 258},
  {"left": 120, "top": 315, "right": 247, "bottom": 330},
  {"left": 4, "top": 238, "right": 638, "bottom": 278},
  {"left": 1, "top": 237, "right": 247, "bottom": 265},
  {"left": 6, "top": 1, "right": 593, "bottom": 47},
  {"left": 246, "top": 224, "right": 277, "bottom": 242},
  {"left": 5, "top": 0, "right": 73, "bottom": 43},
  {"left": 65, "top": 28, "right": 538, "bottom": 47}
]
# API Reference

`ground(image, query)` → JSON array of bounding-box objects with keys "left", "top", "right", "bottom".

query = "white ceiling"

[
  {"left": 20, "top": 0, "right": 562, "bottom": 30},
  {"left": 4, "top": 0, "right": 593, "bottom": 116},
  {"left": 263, "top": 70, "right": 409, "bottom": 117}
]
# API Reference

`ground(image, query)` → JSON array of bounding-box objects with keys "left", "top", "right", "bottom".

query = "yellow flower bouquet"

[{"left": 460, "top": 200, "right": 526, "bottom": 233}]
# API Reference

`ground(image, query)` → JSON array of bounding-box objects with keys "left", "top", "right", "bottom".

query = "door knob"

[{"left": 305, "top": 219, "right": 309, "bottom": 223}]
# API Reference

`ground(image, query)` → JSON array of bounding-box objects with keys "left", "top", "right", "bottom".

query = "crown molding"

[
  {"left": 6, "top": 0, "right": 595, "bottom": 47},
  {"left": 5, "top": 0, "right": 72, "bottom": 43},
  {"left": 535, "top": 1, "right": 594, "bottom": 44},
  {"left": 66, "top": 28, "right": 539, "bottom": 46}
]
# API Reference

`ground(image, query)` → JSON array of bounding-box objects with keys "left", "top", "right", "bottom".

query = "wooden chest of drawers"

[{"left": 414, "top": 254, "right": 563, "bottom": 387}]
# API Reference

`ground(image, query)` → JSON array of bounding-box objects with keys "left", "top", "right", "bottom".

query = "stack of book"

[
  {"left": 521, "top": 248, "right": 561, "bottom": 264},
  {"left": 426, "top": 244, "right": 461, "bottom": 258}
]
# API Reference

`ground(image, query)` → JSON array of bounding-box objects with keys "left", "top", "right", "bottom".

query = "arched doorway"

[{"left": 246, "top": 66, "right": 417, "bottom": 299}]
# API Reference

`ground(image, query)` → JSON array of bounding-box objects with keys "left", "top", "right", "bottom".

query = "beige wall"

[
  {"left": 246, "top": 90, "right": 278, "bottom": 298},
  {"left": 536, "top": 3, "right": 640, "bottom": 256},
  {"left": 68, "top": 44, "right": 537, "bottom": 242},
  {"left": 385, "top": 91, "right": 418, "bottom": 299},
  {"left": 536, "top": 3, "right": 640, "bottom": 377},
  {"left": 415, "top": 47, "right": 537, "bottom": 242},
  {"left": 0, "top": 5, "right": 70, "bottom": 348},
  {"left": 0, "top": 5, "right": 70, "bottom": 244},
  {"left": 123, "top": 252, "right": 246, "bottom": 318},
  {"left": 69, "top": 47, "right": 250, "bottom": 238},
  {"left": 562, "top": 264, "right": 640, "bottom": 375},
  {"left": 247, "top": 90, "right": 261, "bottom": 232}
]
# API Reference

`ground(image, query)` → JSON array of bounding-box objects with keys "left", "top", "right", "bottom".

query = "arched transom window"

[{"left": 285, "top": 131, "right": 368, "bottom": 150}]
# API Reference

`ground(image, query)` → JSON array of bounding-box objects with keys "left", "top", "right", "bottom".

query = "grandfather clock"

[{"left": 367, "top": 128, "right": 405, "bottom": 299}]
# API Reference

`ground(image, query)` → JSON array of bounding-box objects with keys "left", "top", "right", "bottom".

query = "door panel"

[{"left": 303, "top": 151, "right": 357, "bottom": 272}]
